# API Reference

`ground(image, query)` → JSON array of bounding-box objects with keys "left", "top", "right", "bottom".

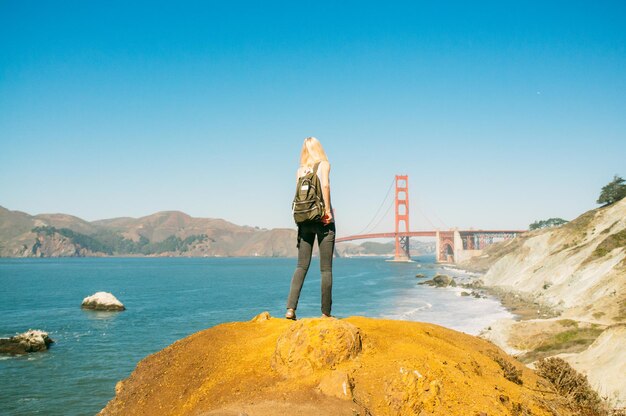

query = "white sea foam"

[
  {"left": 386, "top": 302, "right": 434, "bottom": 320},
  {"left": 440, "top": 266, "right": 481, "bottom": 278},
  {"left": 380, "top": 283, "right": 514, "bottom": 335},
  {"left": 17, "top": 398, "right": 38, "bottom": 403}
]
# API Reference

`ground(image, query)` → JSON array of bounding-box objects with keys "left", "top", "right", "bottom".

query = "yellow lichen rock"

[
  {"left": 271, "top": 318, "right": 362, "bottom": 377},
  {"left": 100, "top": 314, "right": 576, "bottom": 416},
  {"left": 250, "top": 311, "right": 271, "bottom": 322},
  {"left": 317, "top": 370, "right": 354, "bottom": 400}
]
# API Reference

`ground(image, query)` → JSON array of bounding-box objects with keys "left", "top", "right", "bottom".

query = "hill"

[
  {"left": 99, "top": 314, "right": 576, "bottom": 416},
  {"left": 0, "top": 206, "right": 298, "bottom": 257},
  {"left": 335, "top": 240, "right": 435, "bottom": 257},
  {"left": 0, "top": 206, "right": 414, "bottom": 258}
]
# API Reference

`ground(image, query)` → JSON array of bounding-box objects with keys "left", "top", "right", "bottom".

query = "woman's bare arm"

[{"left": 319, "top": 161, "right": 332, "bottom": 221}]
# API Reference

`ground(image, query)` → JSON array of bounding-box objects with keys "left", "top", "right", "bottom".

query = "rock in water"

[
  {"left": 81, "top": 292, "right": 125, "bottom": 311},
  {"left": 433, "top": 274, "right": 455, "bottom": 287},
  {"left": 0, "top": 330, "right": 54, "bottom": 354},
  {"left": 271, "top": 318, "right": 362, "bottom": 377}
]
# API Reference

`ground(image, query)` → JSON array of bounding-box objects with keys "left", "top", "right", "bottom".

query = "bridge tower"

[{"left": 394, "top": 175, "right": 411, "bottom": 261}]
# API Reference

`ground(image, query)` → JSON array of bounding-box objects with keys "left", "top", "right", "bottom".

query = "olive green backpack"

[{"left": 292, "top": 162, "right": 325, "bottom": 224}]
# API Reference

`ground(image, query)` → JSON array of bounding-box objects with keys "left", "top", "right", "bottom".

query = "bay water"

[{"left": 0, "top": 256, "right": 512, "bottom": 415}]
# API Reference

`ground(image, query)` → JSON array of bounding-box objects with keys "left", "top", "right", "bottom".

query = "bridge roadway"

[{"left": 335, "top": 230, "right": 527, "bottom": 243}]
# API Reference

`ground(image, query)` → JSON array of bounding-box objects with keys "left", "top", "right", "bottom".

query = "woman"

[{"left": 285, "top": 137, "right": 335, "bottom": 320}]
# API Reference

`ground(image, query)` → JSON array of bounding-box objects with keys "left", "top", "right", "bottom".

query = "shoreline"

[
  {"left": 435, "top": 265, "right": 560, "bottom": 322},
  {"left": 478, "top": 286, "right": 560, "bottom": 321}
]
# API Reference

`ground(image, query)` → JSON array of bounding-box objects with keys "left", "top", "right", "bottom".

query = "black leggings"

[{"left": 286, "top": 222, "right": 336, "bottom": 315}]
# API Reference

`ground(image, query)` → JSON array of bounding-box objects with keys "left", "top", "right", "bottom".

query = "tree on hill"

[
  {"left": 529, "top": 218, "right": 568, "bottom": 231},
  {"left": 597, "top": 175, "right": 626, "bottom": 206}
]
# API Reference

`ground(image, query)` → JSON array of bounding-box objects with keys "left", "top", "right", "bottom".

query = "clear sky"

[{"left": 1, "top": 1, "right": 625, "bottom": 236}]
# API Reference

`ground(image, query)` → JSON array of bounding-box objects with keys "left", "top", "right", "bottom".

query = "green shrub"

[
  {"left": 529, "top": 218, "right": 568, "bottom": 231},
  {"left": 592, "top": 230, "right": 626, "bottom": 259}
]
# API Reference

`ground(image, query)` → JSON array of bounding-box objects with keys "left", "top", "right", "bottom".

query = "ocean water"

[{"left": 0, "top": 256, "right": 512, "bottom": 415}]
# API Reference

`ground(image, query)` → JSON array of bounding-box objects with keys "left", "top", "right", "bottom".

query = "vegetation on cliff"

[
  {"left": 597, "top": 175, "right": 626, "bottom": 206},
  {"left": 31, "top": 226, "right": 208, "bottom": 256},
  {"left": 535, "top": 357, "right": 608, "bottom": 416},
  {"left": 529, "top": 218, "right": 568, "bottom": 231}
]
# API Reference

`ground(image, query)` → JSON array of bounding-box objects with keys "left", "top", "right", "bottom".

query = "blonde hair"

[{"left": 299, "top": 137, "right": 329, "bottom": 167}]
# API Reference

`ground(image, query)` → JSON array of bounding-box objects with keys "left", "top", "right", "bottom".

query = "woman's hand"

[{"left": 322, "top": 210, "right": 333, "bottom": 224}]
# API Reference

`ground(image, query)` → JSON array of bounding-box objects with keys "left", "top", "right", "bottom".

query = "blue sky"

[{"left": 1, "top": 1, "right": 625, "bottom": 235}]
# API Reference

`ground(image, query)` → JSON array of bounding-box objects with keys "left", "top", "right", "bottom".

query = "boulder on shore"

[
  {"left": 0, "top": 330, "right": 54, "bottom": 354},
  {"left": 82, "top": 292, "right": 125, "bottom": 311},
  {"left": 418, "top": 274, "right": 457, "bottom": 287}
]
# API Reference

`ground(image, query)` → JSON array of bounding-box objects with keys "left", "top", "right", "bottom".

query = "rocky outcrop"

[
  {"left": 27, "top": 233, "right": 100, "bottom": 257},
  {"left": 418, "top": 274, "right": 457, "bottom": 287},
  {"left": 81, "top": 292, "right": 125, "bottom": 311},
  {"left": 0, "top": 330, "right": 54, "bottom": 354},
  {"left": 271, "top": 318, "right": 362, "bottom": 377},
  {"left": 100, "top": 314, "right": 574, "bottom": 416}
]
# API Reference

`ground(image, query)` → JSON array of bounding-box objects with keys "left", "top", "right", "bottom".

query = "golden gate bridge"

[{"left": 336, "top": 175, "right": 526, "bottom": 263}]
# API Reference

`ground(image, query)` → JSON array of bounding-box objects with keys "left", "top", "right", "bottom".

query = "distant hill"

[
  {"left": 0, "top": 206, "right": 297, "bottom": 257},
  {"left": 0, "top": 206, "right": 434, "bottom": 258},
  {"left": 335, "top": 240, "right": 435, "bottom": 257}
]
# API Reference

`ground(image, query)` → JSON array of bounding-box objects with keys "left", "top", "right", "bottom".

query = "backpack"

[{"left": 292, "top": 162, "right": 325, "bottom": 224}]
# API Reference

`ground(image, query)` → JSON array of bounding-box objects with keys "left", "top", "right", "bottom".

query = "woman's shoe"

[
  {"left": 321, "top": 313, "right": 334, "bottom": 319},
  {"left": 285, "top": 308, "right": 296, "bottom": 320}
]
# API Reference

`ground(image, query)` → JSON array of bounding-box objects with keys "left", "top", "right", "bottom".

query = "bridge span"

[
  {"left": 336, "top": 229, "right": 525, "bottom": 263},
  {"left": 335, "top": 175, "right": 526, "bottom": 263}
]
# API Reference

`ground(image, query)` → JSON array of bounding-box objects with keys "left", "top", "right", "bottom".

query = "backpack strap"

[{"left": 312, "top": 161, "right": 321, "bottom": 175}]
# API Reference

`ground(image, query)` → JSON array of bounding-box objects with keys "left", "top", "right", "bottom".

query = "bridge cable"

[
  {"left": 415, "top": 205, "right": 438, "bottom": 230},
  {"left": 421, "top": 200, "right": 449, "bottom": 229},
  {"left": 355, "top": 178, "right": 395, "bottom": 236},
  {"left": 364, "top": 197, "right": 395, "bottom": 234}
]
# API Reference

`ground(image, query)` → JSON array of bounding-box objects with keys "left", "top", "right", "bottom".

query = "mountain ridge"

[{"left": 0, "top": 205, "right": 432, "bottom": 258}]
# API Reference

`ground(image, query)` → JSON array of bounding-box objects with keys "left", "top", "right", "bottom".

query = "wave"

[
  {"left": 381, "top": 301, "right": 432, "bottom": 320},
  {"left": 440, "top": 266, "right": 481, "bottom": 277}
]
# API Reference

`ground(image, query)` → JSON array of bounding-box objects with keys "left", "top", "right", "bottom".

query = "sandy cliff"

[
  {"left": 462, "top": 198, "right": 626, "bottom": 407},
  {"left": 100, "top": 314, "right": 575, "bottom": 416},
  {"left": 480, "top": 198, "right": 626, "bottom": 324}
]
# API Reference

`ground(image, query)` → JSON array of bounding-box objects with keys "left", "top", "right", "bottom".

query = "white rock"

[{"left": 81, "top": 291, "right": 125, "bottom": 311}]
